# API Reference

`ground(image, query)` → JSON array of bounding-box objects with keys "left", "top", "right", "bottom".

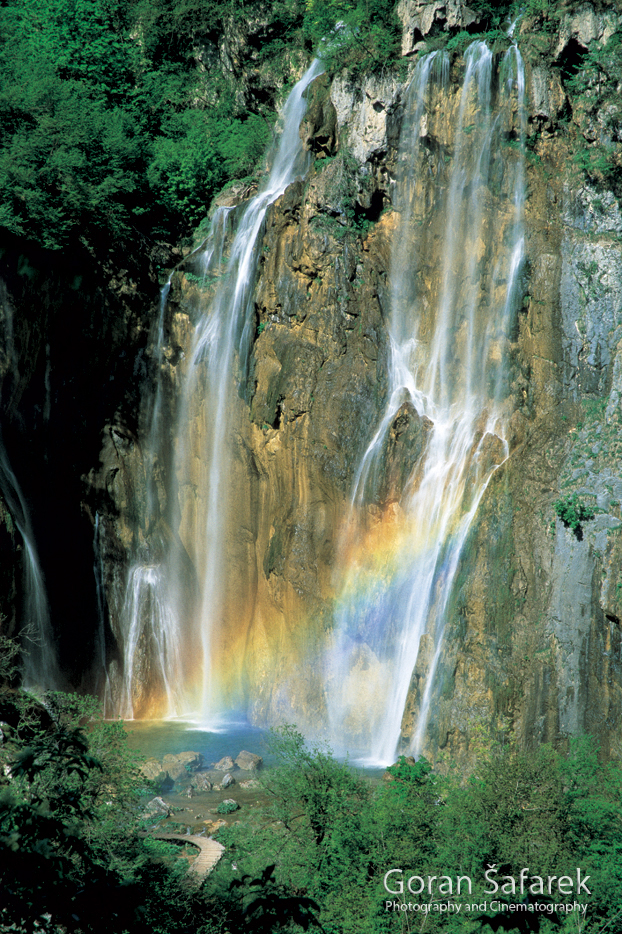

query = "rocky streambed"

[{"left": 140, "top": 748, "right": 268, "bottom": 835}]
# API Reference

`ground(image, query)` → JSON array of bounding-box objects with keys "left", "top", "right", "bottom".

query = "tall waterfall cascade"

[
  {"left": 105, "top": 60, "right": 324, "bottom": 720},
  {"left": 99, "top": 42, "right": 526, "bottom": 757},
  {"left": 325, "top": 43, "right": 526, "bottom": 762}
]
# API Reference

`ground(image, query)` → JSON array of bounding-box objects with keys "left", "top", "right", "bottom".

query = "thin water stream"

[{"left": 0, "top": 436, "right": 61, "bottom": 689}]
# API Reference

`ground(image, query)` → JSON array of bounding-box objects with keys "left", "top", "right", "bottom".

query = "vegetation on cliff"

[{"left": 0, "top": 0, "right": 399, "bottom": 252}]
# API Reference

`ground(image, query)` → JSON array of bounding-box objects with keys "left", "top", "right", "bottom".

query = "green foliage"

[
  {"left": 567, "top": 29, "right": 622, "bottom": 199},
  {"left": 3, "top": 687, "right": 622, "bottom": 934},
  {"left": 459, "top": 0, "right": 512, "bottom": 30},
  {"left": 0, "top": 679, "right": 199, "bottom": 934},
  {"left": 262, "top": 725, "right": 368, "bottom": 853},
  {"left": 0, "top": 631, "right": 20, "bottom": 683},
  {"left": 0, "top": 0, "right": 404, "bottom": 249},
  {"left": 311, "top": 151, "right": 379, "bottom": 241},
  {"left": 0, "top": 0, "right": 145, "bottom": 248},
  {"left": 371, "top": 755, "right": 439, "bottom": 867},
  {"left": 210, "top": 731, "right": 622, "bottom": 934},
  {"left": 227, "top": 863, "right": 321, "bottom": 933},
  {"left": 217, "top": 799, "right": 240, "bottom": 814},
  {"left": 303, "top": 0, "right": 400, "bottom": 75},
  {"left": 0, "top": 691, "right": 142, "bottom": 932},
  {"left": 560, "top": 738, "right": 622, "bottom": 922},
  {"left": 554, "top": 492, "right": 596, "bottom": 535},
  {"left": 0, "top": 0, "right": 292, "bottom": 250},
  {"left": 149, "top": 102, "right": 271, "bottom": 226}
]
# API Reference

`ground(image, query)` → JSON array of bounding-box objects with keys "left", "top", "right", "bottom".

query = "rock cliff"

[{"left": 2, "top": 0, "right": 622, "bottom": 765}]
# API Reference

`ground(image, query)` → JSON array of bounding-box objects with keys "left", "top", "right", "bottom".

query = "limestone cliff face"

[
  {"left": 90, "top": 1, "right": 622, "bottom": 760},
  {"left": 419, "top": 2, "right": 622, "bottom": 763},
  {"left": 2, "top": 1, "right": 622, "bottom": 763}
]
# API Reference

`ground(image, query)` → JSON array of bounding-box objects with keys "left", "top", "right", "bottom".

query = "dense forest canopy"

[{"left": 0, "top": 0, "right": 402, "bottom": 250}]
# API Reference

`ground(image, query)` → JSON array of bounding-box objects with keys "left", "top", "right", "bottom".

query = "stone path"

[{"left": 154, "top": 832, "right": 225, "bottom": 880}]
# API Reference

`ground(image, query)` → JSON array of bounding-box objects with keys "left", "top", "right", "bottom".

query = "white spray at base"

[
  {"left": 325, "top": 43, "right": 526, "bottom": 765},
  {"left": 113, "top": 60, "right": 323, "bottom": 719}
]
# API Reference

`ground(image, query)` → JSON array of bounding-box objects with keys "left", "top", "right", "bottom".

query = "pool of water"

[
  {"left": 124, "top": 718, "right": 274, "bottom": 767},
  {"left": 123, "top": 718, "right": 387, "bottom": 778}
]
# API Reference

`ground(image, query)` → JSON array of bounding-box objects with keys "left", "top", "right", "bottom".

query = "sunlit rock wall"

[{"left": 88, "top": 1, "right": 622, "bottom": 761}]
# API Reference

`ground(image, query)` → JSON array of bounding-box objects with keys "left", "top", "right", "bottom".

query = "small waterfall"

[
  {"left": 144, "top": 273, "right": 173, "bottom": 530},
  {"left": 0, "top": 436, "right": 61, "bottom": 689},
  {"left": 118, "top": 563, "right": 185, "bottom": 719},
  {"left": 93, "top": 513, "right": 113, "bottom": 715},
  {"left": 325, "top": 43, "right": 526, "bottom": 763},
  {"left": 113, "top": 59, "right": 323, "bottom": 720}
]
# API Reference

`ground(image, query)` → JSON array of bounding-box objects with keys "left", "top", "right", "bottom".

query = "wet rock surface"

[
  {"left": 2, "top": 3, "right": 621, "bottom": 769},
  {"left": 139, "top": 748, "right": 269, "bottom": 834},
  {"left": 93, "top": 20, "right": 622, "bottom": 764}
]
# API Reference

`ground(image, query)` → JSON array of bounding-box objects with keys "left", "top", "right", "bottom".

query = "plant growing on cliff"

[
  {"left": 303, "top": 0, "right": 400, "bottom": 75},
  {"left": 567, "top": 29, "right": 622, "bottom": 201},
  {"left": 554, "top": 492, "right": 596, "bottom": 536}
]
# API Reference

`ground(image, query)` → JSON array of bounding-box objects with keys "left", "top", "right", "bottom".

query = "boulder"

[
  {"left": 161, "top": 751, "right": 204, "bottom": 782},
  {"left": 139, "top": 758, "right": 174, "bottom": 791},
  {"left": 142, "top": 796, "right": 170, "bottom": 819},
  {"left": 235, "top": 750, "right": 263, "bottom": 771},
  {"left": 221, "top": 772, "right": 235, "bottom": 789},
  {"left": 190, "top": 773, "right": 213, "bottom": 792},
  {"left": 140, "top": 758, "right": 165, "bottom": 781},
  {"left": 214, "top": 756, "right": 236, "bottom": 771}
]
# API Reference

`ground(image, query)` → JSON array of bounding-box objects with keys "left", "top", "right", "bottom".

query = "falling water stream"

[
  {"left": 114, "top": 60, "right": 323, "bottom": 719},
  {"left": 325, "top": 43, "right": 526, "bottom": 764},
  {"left": 0, "top": 437, "right": 61, "bottom": 689}
]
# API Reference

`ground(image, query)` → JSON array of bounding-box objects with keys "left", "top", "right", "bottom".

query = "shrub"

[
  {"left": 217, "top": 799, "right": 240, "bottom": 814},
  {"left": 554, "top": 492, "right": 596, "bottom": 535}
]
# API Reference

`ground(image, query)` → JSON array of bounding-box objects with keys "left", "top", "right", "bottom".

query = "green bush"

[
  {"left": 567, "top": 29, "right": 622, "bottom": 199},
  {"left": 217, "top": 799, "right": 240, "bottom": 814},
  {"left": 554, "top": 492, "right": 596, "bottom": 534},
  {"left": 303, "top": 0, "right": 400, "bottom": 75}
]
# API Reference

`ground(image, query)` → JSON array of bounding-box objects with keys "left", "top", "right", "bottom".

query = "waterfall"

[
  {"left": 325, "top": 43, "right": 526, "bottom": 763},
  {"left": 0, "top": 285, "right": 60, "bottom": 688},
  {"left": 0, "top": 435, "right": 61, "bottom": 689},
  {"left": 112, "top": 60, "right": 323, "bottom": 720},
  {"left": 93, "top": 513, "right": 113, "bottom": 715}
]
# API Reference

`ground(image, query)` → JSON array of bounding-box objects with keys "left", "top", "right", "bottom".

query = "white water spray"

[
  {"left": 326, "top": 43, "right": 526, "bottom": 764},
  {"left": 113, "top": 60, "right": 323, "bottom": 719}
]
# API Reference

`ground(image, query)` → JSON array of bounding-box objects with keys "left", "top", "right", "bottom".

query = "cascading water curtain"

[
  {"left": 112, "top": 60, "right": 323, "bottom": 720},
  {"left": 325, "top": 42, "right": 526, "bottom": 764}
]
